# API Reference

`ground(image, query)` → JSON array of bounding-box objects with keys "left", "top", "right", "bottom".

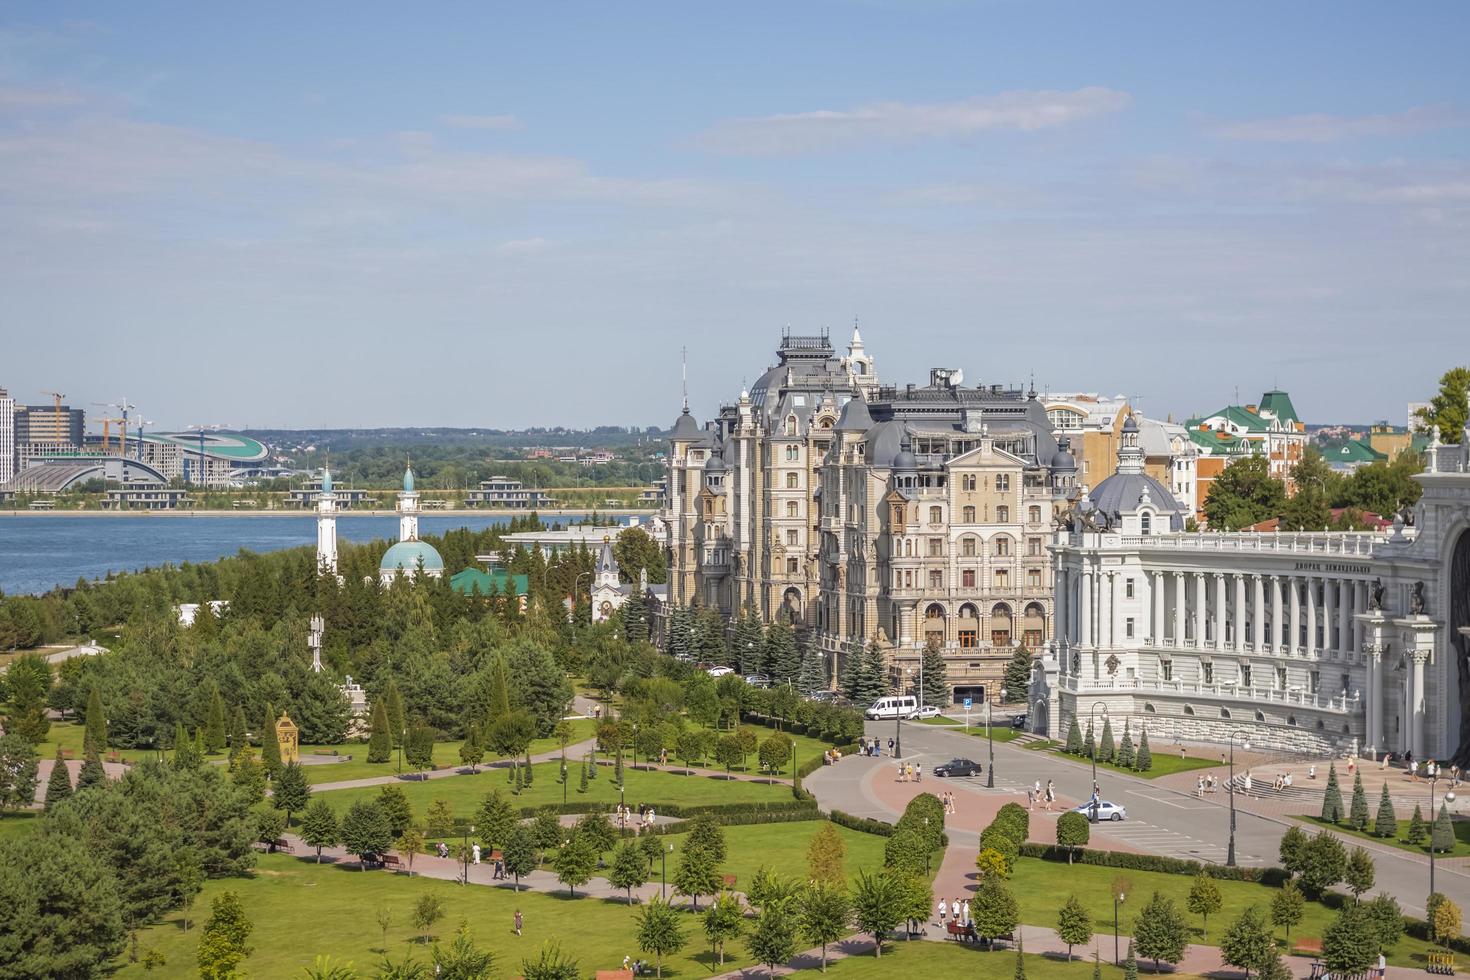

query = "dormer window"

[
  {"left": 1140, "top": 512, "right": 1152, "bottom": 535},
  {"left": 785, "top": 416, "right": 797, "bottom": 436}
]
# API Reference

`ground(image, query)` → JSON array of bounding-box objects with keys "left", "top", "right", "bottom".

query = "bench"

[
  {"left": 382, "top": 854, "right": 403, "bottom": 870},
  {"left": 272, "top": 838, "right": 293, "bottom": 854},
  {"left": 945, "top": 921, "right": 978, "bottom": 943},
  {"left": 1294, "top": 938, "right": 1323, "bottom": 958}
]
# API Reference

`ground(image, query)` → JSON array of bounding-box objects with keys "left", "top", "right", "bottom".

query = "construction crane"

[
  {"left": 40, "top": 390, "right": 65, "bottom": 415},
  {"left": 105, "top": 398, "right": 137, "bottom": 459},
  {"left": 132, "top": 419, "right": 154, "bottom": 460},
  {"left": 91, "top": 416, "right": 126, "bottom": 455},
  {"left": 186, "top": 423, "right": 225, "bottom": 486}
]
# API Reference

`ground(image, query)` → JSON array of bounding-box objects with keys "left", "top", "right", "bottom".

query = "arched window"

[
  {"left": 1029, "top": 506, "right": 1041, "bottom": 524},
  {"left": 786, "top": 473, "right": 798, "bottom": 489},
  {"left": 994, "top": 536, "right": 1010, "bottom": 557},
  {"left": 1141, "top": 512, "right": 1153, "bottom": 535},
  {"left": 1255, "top": 709, "right": 1265, "bottom": 722},
  {"left": 924, "top": 604, "right": 946, "bottom": 646},
  {"left": 929, "top": 506, "right": 942, "bottom": 524},
  {"left": 785, "top": 416, "right": 797, "bottom": 436},
  {"left": 1143, "top": 702, "right": 1156, "bottom": 713},
  {"left": 1219, "top": 708, "right": 1231, "bottom": 719},
  {"left": 1022, "top": 602, "right": 1045, "bottom": 647},
  {"left": 997, "top": 505, "right": 1010, "bottom": 523},
  {"left": 963, "top": 505, "right": 976, "bottom": 523},
  {"left": 1287, "top": 715, "right": 1297, "bottom": 727},
  {"left": 962, "top": 536, "right": 977, "bottom": 557},
  {"left": 1183, "top": 704, "right": 1196, "bottom": 716},
  {"left": 991, "top": 603, "right": 1013, "bottom": 646}
]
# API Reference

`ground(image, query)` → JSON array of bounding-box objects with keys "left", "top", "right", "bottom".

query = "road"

[{"left": 866, "top": 718, "right": 1469, "bottom": 917}]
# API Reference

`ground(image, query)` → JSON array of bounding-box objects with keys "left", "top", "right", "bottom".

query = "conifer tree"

[
  {"left": 1349, "top": 772, "right": 1370, "bottom": 832},
  {"left": 76, "top": 747, "right": 106, "bottom": 790},
  {"left": 1099, "top": 718, "right": 1115, "bottom": 763},
  {"left": 260, "top": 703, "right": 283, "bottom": 778},
  {"left": 840, "top": 639, "right": 864, "bottom": 702},
  {"left": 203, "top": 683, "right": 228, "bottom": 754},
  {"left": 1407, "top": 804, "right": 1427, "bottom": 846},
  {"left": 918, "top": 639, "right": 948, "bottom": 709},
  {"left": 1065, "top": 716, "right": 1083, "bottom": 755},
  {"left": 856, "top": 641, "right": 890, "bottom": 707},
  {"left": 366, "top": 701, "right": 392, "bottom": 763},
  {"left": 83, "top": 686, "right": 107, "bottom": 755},
  {"left": 763, "top": 621, "right": 800, "bottom": 685},
  {"left": 1118, "top": 720, "right": 1135, "bottom": 769},
  {"left": 1135, "top": 727, "right": 1152, "bottom": 772},
  {"left": 383, "top": 678, "right": 406, "bottom": 747},
  {"left": 1083, "top": 721, "right": 1096, "bottom": 761},
  {"left": 1432, "top": 802, "right": 1456, "bottom": 854},
  {"left": 43, "top": 745, "right": 73, "bottom": 810},
  {"left": 667, "top": 606, "right": 693, "bottom": 659},
  {"left": 734, "top": 610, "right": 765, "bottom": 675},
  {"left": 228, "top": 705, "right": 248, "bottom": 760},
  {"left": 172, "top": 721, "right": 202, "bottom": 769},
  {"left": 623, "top": 587, "right": 649, "bottom": 645},
  {"left": 1373, "top": 783, "right": 1397, "bottom": 838},
  {"left": 1320, "top": 764, "right": 1344, "bottom": 823},
  {"left": 797, "top": 643, "right": 828, "bottom": 696}
]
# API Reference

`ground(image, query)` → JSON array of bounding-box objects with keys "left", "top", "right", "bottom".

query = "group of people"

[
  {"left": 895, "top": 761, "right": 923, "bottom": 782},
  {"left": 936, "top": 896, "right": 971, "bottom": 928},
  {"left": 822, "top": 748, "right": 844, "bottom": 765},
  {"left": 857, "top": 737, "right": 893, "bottom": 758},
  {"left": 1398, "top": 752, "right": 1460, "bottom": 785},
  {"left": 1025, "top": 779, "right": 1056, "bottom": 811},
  {"left": 940, "top": 790, "right": 958, "bottom": 816},
  {"left": 617, "top": 803, "right": 657, "bottom": 832},
  {"left": 1194, "top": 773, "right": 1227, "bottom": 796}
]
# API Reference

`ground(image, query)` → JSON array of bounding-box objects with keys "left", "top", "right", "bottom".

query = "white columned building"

[{"left": 1034, "top": 421, "right": 1470, "bottom": 763}]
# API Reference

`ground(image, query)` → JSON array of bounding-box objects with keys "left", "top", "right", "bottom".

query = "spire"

[
  {"left": 681, "top": 346, "right": 689, "bottom": 414},
  {"left": 320, "top": 464, "right": 332, "bottom": 496},
  {"left": 850, "top": 316, "right": 863, "bottom": 349},
  {"left": 403, "top": 456, "right": 415, "bottom": 493}
]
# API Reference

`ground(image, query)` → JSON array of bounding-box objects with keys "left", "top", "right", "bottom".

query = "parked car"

[
  {"left": 932, "top": 758, "right": 984, "bottom": 778},
  {"left": 743, "top": 673, "right": 771, "bottom": 688},
  {"left": 805, "top": 689, "right": 839, "bottom": 703},
  {"left": 706, "top": 666, "right": 734, "bottom": 678},
  {"left": 912, "top": 705, "right": 942, "bottom": 720},
  {"left": 1074, "top": 799, "right": 1127, "bottom": 821},
  {"left": 1010, "top": 713, "right": 1028, "bottom": 730}
]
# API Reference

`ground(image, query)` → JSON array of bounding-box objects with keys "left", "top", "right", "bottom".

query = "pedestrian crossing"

[{"left": 1096, "top": 817, "right": 1261, "bottom": 865}]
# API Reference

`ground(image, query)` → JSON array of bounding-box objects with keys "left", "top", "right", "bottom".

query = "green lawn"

[
  {"left": 115, "top": 851, "right": 750, "bottom": 978},
  {"left": 318, "top": 761, "right": 795, "bottom": 824},
  {"left": 656, "top": 820, "right": 889, "bottom": 891},
  {"left": 299, "top": 718, "right": 599, "bottom": 786},
  {"left": 810, "top": 941, "right": 1187, "bottom": 980},
  {"left": 1046, "top": 748, "right": 1218, "bottom": 779},
  {"left": 1298, "top": 814, "right": 1470, "bottom": 859},
  {"left": 0, "top": 812, "right": 39, "bottom": 842},
  {"left": 1009, "top": 857, "right": 1436, "bottom": 967}
]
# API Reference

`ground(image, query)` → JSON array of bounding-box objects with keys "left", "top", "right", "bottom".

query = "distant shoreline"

[{"left": 0, "top": 508, "right": 659, "bottom": 519}]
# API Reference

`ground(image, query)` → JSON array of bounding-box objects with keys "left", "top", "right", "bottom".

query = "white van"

[{"left": 864, "top": 695, "right": 918, "bottom": 720}]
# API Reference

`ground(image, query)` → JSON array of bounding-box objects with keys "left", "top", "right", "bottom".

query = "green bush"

[
  {"left": 1017, "top": 843, "right": 1290, "bottom": 885},
  {"left": 829, "top": 810, "right": 894, "bottom": 838}
]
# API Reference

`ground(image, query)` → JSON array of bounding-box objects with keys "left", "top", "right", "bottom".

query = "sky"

[{"left": 2, "top": 3, "right": 1467, "bottom": 430}]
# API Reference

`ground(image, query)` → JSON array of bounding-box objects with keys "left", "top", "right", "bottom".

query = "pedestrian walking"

[
  {"left": 1045, "top": 779, "right": 1055, "bottom": 811},
  {"left": 936, "top": 898, "right": 949, "bottom": 924},
  {"left": 1026, "top": 786, "right": 1036, "bottom": 810},
  {"left": 915, "top": 763, "right": 923, "bottom": 782},
  {"left": 888, "top": 737, "right": 895, "bottom": 757},
  {"left": 472, "top": 843, "right": 481, "bottom": 865},
  {"left": 1196, "top": 775, "right": 1205, "bottom": 798},
  {"left": 961, "top": 899, "right": 971, "bottom": 926},
  {"left": 1242, "top": 771, "right": 1253, "bottom": 798},
  {"left": 514, "top": 909, "right": 523, "bottom": 936}
]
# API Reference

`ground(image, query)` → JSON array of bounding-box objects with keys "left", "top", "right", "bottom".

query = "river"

[{"left": 0, "top": 513, "right": 590, "bottom": 595}]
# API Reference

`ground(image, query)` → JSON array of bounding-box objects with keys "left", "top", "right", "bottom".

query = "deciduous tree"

[{"left": 635, "top": 896, "right": 686, "bottom": 978}]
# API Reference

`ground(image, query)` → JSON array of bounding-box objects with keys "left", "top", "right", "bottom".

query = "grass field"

[
  {"left": 1009, "top": 857, "right": 1436, "bottom": 967},
  {"left": 1298, "top": 814, "right": 1470, "bottom": 859},
  {"left": 655, "top": 820, "right": 890, "bottom": 891},
  {"left": 1044, "top": 747, "right": 1218, "bottom": 780},
  {"left": 298, "top": 718, "right": 600, "bottom": 786},
  {"left": 116, "top": 852, "right": 749, "bottom": 978},
  {"left": 0, "top": 812, "right": 39, "bottom": 841},
  {"left": 810, "top": 940, "right": 1195, "bottom": 980},
  {"left": 319, "top": 761, "right": 795, "bottom": 823}
]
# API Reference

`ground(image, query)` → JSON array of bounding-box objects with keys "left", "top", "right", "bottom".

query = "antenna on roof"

[{"left": 681, "top": 347, "right": 689, "bottom": 414}]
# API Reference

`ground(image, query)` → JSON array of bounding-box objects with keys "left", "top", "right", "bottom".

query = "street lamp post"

[
  {"left": 993, "top": 687, "right": 1005, "bottom": 793},
  {"left": 895, "top": 666, "right": 910, "bottom": 760},
  {"left": 661, "top": 843, "right": 672, "bottom": 899},
  {"left": 1114, "top": 890, "right": 1126, "bottom": 964},
  {"left": 461, "top": 823, "right": 475, "bottom": 885},
  {"left": 1226, "top": 730, "right": 1251, "bottom": 867},
  {"left": 1089, "top": 703, "right": 1109, "bottom": 814},
  {"left": 1429, "top": 768, "right": 1457, "bottom": 902}
]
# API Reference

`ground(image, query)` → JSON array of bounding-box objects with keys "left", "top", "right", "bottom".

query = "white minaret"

[
  {"left": 398, "top": 461, "right": 419, "bottom": 542},
  {"left": 316, "top": 466, "right": 338, "bottom": 576}
]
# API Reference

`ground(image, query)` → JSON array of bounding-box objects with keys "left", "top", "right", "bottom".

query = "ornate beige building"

[{"left": 665, "top": 329, "right": 1078, "bottom": 704}]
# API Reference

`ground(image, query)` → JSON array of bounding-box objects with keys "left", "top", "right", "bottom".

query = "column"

[
  {"left": 1305, "top": 577, "right": 1317, "bottom": 659},
  {"left": 1288, "top": 577, "right": 1301, "bottom": 655},
  {"left": 1411, "top": 652, "right": 1427, "bottom": 759},
  {"left": 1337, "top": 580, "right": 1350, "bottom": 657},
  {"left": 1352, "top": 582, "right": 1366, "bottom": 654},
  {"left": 1173, "top": 571, "right": 1185, "bottom": 646},
  {"left": 1270, "top": 575, "right": 1283, "bottom": 651},
  {"left": 1366, "top": 643, "right": 1383, "bottom": 751},
  {"left": 1252, "top": 574, "right": 1265, "bottom": 651},
  {"left": 1079, "top": 568, "right": 1093, "bottom": 649},
  {"left": 1193, "top": 572, "right": 1206, "bottom": 647},
  {"left": 1055, "top": 568, "right": 1069, "bottom": 645},
  {"left": 1152, "top": 571, "right": 1166, "bottom": 645},
  {"left": 1233, "top": 575, "right": 1246, "bottom": 651},
  {"left": 1213, "top": 573, "right": 1227, "bottom": 648}
]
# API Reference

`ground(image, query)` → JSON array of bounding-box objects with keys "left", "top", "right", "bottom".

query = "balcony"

[{"left": 1109, "top": 531, "right": 1382, "bottom": 557}]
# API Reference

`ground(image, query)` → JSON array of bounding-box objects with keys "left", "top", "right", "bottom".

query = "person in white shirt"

[
  {"left": 472, "top": 843, "right": 481, "bottom": 865},
  {"left": 936, "top": 898, "right": 949, "bottom": 924}
]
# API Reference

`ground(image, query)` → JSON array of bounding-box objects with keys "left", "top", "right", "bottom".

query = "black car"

[
  {"left": 933, "top": 758, "right": 983, "bottom": 778},
  {"left": 1010, "top": 714, "right": 1028, "bottom": 730}
]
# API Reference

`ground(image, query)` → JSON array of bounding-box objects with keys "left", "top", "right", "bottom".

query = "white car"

[
  {"left": 1074, "top": 800, "right": 1128, "bottom": 822},
  {"left": 911, "top": 705, "right": 942, "bottom": 720},
  {"left": 706, "top": 666, "right": 734, "bottom": 678}
]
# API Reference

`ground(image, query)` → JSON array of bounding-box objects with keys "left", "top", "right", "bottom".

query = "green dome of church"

[{"left": 380, "top": 540, "right": 443, "bottom": 573}]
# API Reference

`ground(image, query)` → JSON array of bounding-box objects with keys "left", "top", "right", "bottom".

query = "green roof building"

[{"left": 450, "top": 567, "right": 531, "bottom": 599}]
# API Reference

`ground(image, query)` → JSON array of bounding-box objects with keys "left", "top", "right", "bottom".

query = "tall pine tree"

[
  {"left": 764, "top": 621, "right": 800, "bottom": 685},
  {"left": 367, "top": 701, "right": 392, "bottom": 763},
  {"left": 383, "top": 679, "right": 406, "bottom": 747},
  {"left": 260, "top": 703, "right": 283, "bottom": 778},
  {"left": 83, "top": 686, "right": 107, "bottom": 756},
  {"left": 43, "top": 746, "right": 73, "bottom": 810},
  {"left": 796, "top": 639, "right": 828, "bottom": 696},
  {"left": 203, "top": 683, "right": 228, "bottom": 755},
  {"left": 918, "top": 639, "right": 948, "bottom": 709}
]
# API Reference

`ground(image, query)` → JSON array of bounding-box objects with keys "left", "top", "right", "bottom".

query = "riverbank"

[{"left": 0, "top": 508, "right": 657, "bottom": 519}]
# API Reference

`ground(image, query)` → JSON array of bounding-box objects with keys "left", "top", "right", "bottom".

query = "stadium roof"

[{"left": 144, "top": 432, "right": 268, "bottom": 462}]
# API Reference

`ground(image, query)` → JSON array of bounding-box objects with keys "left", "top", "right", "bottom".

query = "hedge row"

[
  {"left": 514, "top": 798, "right": 817, "bottom": 821},
  {"left": 639, "top": 806, "right": 822, "bottom": 835},
  {"left": 1018, "top": 842, "right": 1289, "bottom": 885},
  {"left": 829, "top": 809, "right": 894, "bottom": 837}
]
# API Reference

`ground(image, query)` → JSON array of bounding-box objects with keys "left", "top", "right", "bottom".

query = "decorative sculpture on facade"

[
  {"left": 1410, "top": 581, "right": 1427, "bottom": 616},
  {"left": 1368, "top": 578, "right": 1385, "bottom": 612}
]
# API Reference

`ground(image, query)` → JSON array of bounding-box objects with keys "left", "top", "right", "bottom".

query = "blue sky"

[{"left": 2, "top": 3, "right": 1466, "bottom": 429}]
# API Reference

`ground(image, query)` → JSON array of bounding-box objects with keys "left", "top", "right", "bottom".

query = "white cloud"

[
  {"left": 697, "top": 86, "right": 1129, "bottom": 155},
  {"left": 1209, "top": 105, "right": 1466, "bottom": 143},
  {"left": 440, "top": 113, "right": 522, "bottom": 131}
]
